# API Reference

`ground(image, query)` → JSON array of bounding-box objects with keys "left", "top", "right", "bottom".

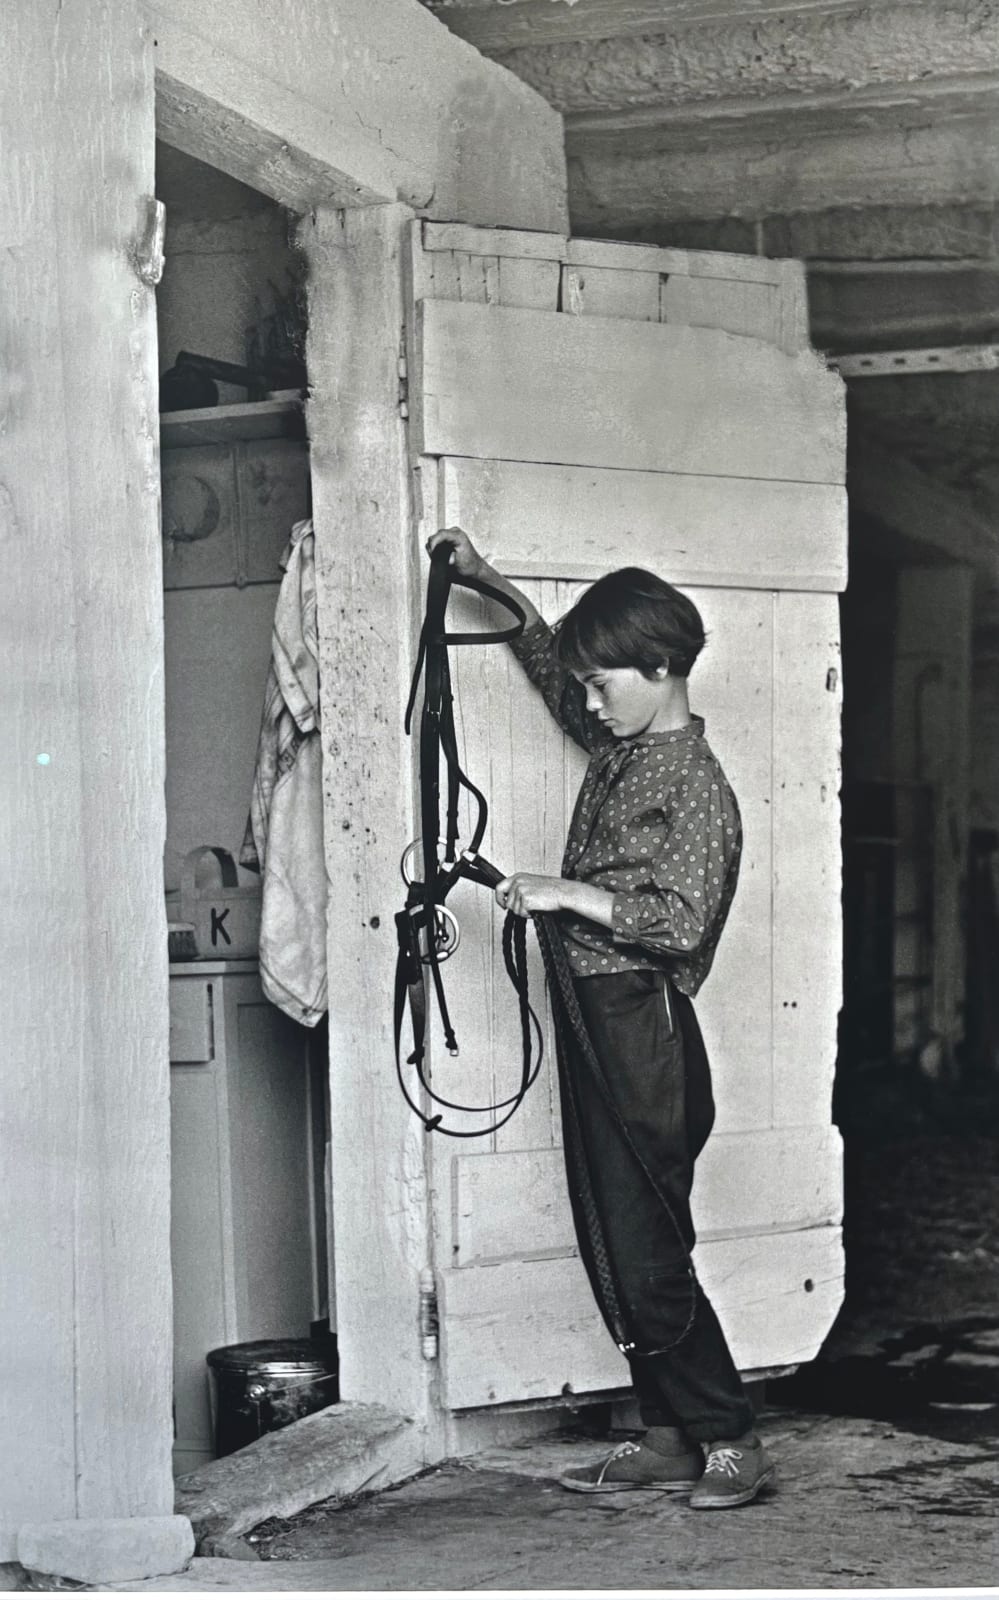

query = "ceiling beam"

[
  {"left": 420, "top": 0, "right": 934, "bottom": 54},
  {"left": 808, "top": 263, "right": 999, "bottom": 355},
  {"left": 567, "top": 108, "right": 999, "bottom": 231},
  {"left": 565, "top": 74, "right": 999, "bottom": 139},
  {"left": 764, "top": 203, "right": 999, "bottom": 262},
  {"left": 463, "top": 1, "right": 999, "bottom": 120}
]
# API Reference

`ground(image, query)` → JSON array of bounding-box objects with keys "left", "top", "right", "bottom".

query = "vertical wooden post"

[
  {"left": 895, "top": 565, "right": 974, "bottom": 1063},
  {"left": 0, "top": 0, "right": 180, "bottom": 1567},
  {"left": 304, "top": 204, "right": 436, "bottom": 1438}
]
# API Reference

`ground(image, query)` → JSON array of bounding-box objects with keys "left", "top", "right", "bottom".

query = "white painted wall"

[
  {"left": 1, "top": 0, "right": 174, "bottom": 1562},
  {"left": 149, "top": 0, "right": 568, "bottom": 231}
]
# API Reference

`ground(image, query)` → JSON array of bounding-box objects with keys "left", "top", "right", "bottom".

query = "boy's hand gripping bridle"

[{"left": 394, "top": 543, "right": 544, "bottom": 1137}]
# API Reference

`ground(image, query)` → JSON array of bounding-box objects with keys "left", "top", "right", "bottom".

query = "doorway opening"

[
  {"left": 798, "top": 396, "right": 999, "bottom": 1389},
  {"left": 155, "top": 142, "right": 332, "bottom": 1475}
]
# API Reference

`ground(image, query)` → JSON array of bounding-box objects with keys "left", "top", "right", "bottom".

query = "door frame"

[
  {"left": 151, "top": 127, "right": 439, "bottom": 1439},
  {"left": 148, "top": 0, "right": 568, "bottom": 1465}
]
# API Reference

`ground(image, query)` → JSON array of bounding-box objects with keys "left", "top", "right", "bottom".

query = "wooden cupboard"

[{"left": 169, "top": 961, "right": 324, "bottom": 1473}]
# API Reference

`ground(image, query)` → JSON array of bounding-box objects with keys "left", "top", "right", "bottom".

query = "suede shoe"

[
  {"left": 558, "top": 1430, "right": 703, "bottom": 1494},
  {"left": 688, "top": 1434, "right": 776, "bottom": 1509}
]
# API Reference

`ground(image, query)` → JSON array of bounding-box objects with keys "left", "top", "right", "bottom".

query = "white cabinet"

[{"left": 169, "top": 960, "right": 324, "bottom": 1474}]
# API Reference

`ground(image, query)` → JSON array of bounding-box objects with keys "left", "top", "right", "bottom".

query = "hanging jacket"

[{"left": 240, "top": 517, "right": 328, "bottom": 1027}]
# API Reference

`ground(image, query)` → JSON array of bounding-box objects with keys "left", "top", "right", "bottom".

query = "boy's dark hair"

[{"left": 555, "top": 567, "right": 705, "bottom": 680}]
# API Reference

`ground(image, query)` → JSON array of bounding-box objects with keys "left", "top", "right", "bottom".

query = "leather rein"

[{"left": 394, "top": 544, "right": 544, "bottom": 1137}]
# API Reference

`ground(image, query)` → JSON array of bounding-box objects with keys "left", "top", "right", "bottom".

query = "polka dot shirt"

[{"left": 510, "top": 618, "right": 742, "bottom": 997}]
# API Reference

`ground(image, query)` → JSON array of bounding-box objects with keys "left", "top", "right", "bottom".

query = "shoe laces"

[
  {"left": 704, "top": 1446, "right": 743, "bottom": 1478},
  {"left": 595, "top": 1439, "right": 640, "bottom": 1484}
]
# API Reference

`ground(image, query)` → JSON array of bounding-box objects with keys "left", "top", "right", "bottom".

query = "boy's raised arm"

[
  {"left": 426, "top": 528, "right": 601, "bottom": 752},
  {"left": 426, "top": 526, "right": 540, "bottom": 629}
]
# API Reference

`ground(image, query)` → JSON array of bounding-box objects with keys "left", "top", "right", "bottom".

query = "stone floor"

[
  {"left": 112, "top": 1091, "right": 999, "bottom": 1593},
  {"left": 114, "top": 1403, "right": 998, "bottom": 1591}
]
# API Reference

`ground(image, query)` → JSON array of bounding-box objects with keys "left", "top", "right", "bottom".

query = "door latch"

[{"left": 419, "top": 1267, "right": 438, "bottom": 1360}]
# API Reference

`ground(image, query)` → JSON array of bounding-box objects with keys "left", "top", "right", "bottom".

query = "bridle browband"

[{"left": 394, "top": 544, "right": 544, "bottom": 1137}]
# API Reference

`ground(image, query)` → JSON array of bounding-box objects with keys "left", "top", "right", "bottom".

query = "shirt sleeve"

[
  {"left": 610, "top": 774, "right": 741, "bottom": 958},
  {"left": 507, "top": 617, "right": 608, "bottom": 754}
]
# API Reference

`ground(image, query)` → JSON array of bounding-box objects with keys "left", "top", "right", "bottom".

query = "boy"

[{"left": 427, "top": 527, "right": 775, "bottom": 1511}]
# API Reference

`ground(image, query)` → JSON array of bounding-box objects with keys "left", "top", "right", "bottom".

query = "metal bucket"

[{"left": 206, "top": 1338, "right": 339, "bottom": 1458}]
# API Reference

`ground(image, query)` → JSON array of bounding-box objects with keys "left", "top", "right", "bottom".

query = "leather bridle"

[{"left": 394, "top": 544, "right": 544, "bottom": 1137}]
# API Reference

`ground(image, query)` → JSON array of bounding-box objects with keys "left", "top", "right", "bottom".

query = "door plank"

[
  {"left": 452, "top": 1126, "right": 843, "bottom": 1267},
  {"left": 415, "top": 300, "right": 845, "bottom": 483},
  {"left": 454, "top": 251, "right": 500, "bottom": 304},
  {"left": 440, "top": 1224, "right": 843, "bottom": 1409},
  {"left": 498, "top": 256, "right": 561, "bottom": 310},
  {"left": 410, "top": 238, "right": 560, "bottom": 311},
  {"left": 440, "top": 458, "right": 848, "bottom": 592},
  {"left": 562, "top": 263, "right": 661, "bottom": 321},
  {"left": 662, "top": 274, "right": 782, "bottom": 346},
  {"left": 566, "top": 238, "right": 786, "bottom": 283},
  {"left": 438, "top": 581, "right": 776, "bottom": 1142},
  {"left": 443, "top": 580, "right": 579, "bottom": 1156},
  {"left": 423, "top": 220, "right": 567, "bottom": 260},
  {"left": 421, "top": 223, "right": 788, "bottom": 289},
  {"left": 680, "top": 588, "right": 775, "bottom": 1134},
  {"left": 413, "top": 222, "right": 806, "bottom": 343},
  {"left": 772, "top": 593, "right": 844, "bottom": 1128}
]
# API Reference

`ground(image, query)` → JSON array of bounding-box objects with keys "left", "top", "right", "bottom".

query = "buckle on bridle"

[
  {"left": 422, "top": 904, "right": 460, "bottom": 964},
  {"left": 400, "top": 838, "right": 422, "bottom": 888}
]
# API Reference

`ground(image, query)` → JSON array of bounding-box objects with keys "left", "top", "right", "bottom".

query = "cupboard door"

[{"left": 169, "top": 969, "right": 319, "bottom": 1471}]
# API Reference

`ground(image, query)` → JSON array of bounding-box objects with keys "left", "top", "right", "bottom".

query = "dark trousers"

[{"left": 568, "top": 969, "right": 754, "bottom": 1443}]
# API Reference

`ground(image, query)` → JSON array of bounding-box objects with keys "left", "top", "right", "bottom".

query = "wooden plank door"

[{"left": 405, "top": 222, "right": 848, "bottom": 1412}]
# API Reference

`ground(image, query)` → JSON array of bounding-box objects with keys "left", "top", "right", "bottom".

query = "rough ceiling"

[
  {"left": 420, "top": 0, "right": 999, "bottom": 614},
  {"left": 420, "top": 0, "right": 999, "bottom": 225}
]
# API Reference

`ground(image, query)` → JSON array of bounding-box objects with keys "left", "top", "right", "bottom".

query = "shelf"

[{"left": 160, "top": 397, "right": 305, "bottom": 449}]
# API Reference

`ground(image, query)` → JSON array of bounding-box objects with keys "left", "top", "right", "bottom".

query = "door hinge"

[
  {"left": 418, "top": 1267, "right": 438, "bottom": 1361},
  {"left": 829, "top": 343, "right": 999, "bottom": 377},
  {"left": 398, "top": 336, "right": 409, "bottom": 420}
]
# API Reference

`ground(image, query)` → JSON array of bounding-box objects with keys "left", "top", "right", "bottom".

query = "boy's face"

[{"left": 573, "top": 665, "right": 673, "bottom": 739}]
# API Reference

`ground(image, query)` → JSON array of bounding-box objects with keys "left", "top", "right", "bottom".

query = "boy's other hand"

[
  {"left": 427, "top": 526, "right": 487, "bottom": 580},
  {"left": 497, "top": 876, "right": 616, "bottom": 930},
  {"left": 495, "top": 873, "right": 568, "bottom": 918}
]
